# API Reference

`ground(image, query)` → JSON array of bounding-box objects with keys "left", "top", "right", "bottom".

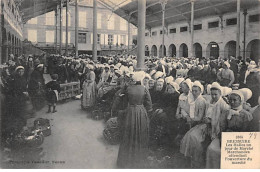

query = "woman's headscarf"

[
  {"left": 227, "top": 90, "right": 253, "bottom": 121},
  {"left": 182, "top": 78, "right": 193, "bottom": 91},
  {"left": 193, "top": 80, "right": 204, "bottom": 93},
  {"left": 211, "top": 82, "right": 223, "bottom": 95},
  {"left": 169, "top": 81, "right": 180, "bottom": 94}
]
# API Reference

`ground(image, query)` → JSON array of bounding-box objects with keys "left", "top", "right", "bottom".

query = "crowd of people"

[{"left": 1, "top": 52, "right": 260, "bottom": 168}]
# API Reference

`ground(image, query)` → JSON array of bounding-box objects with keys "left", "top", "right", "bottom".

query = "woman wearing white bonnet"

[
  {"left": 81, "top": 63, "right": 96, "bottom": 109},
  {"left": 238, "top": 88, "right": 253, "bottom": 112},
  {"left": 206, "top": 89, "right": 253, "bottom": 169},
  {"left": 175, "top": 78, "right": 184, "bottom": 87},
  {"left": 143, "top": 73, "right": 151, "bottom": 89},
  {"left": 217, "top": 61, "right": 235, "bottom": 87},
  {"left": 180, "top": 81, "right": 228, "bottom": 168},
  {"left": 176, "top": 79, "right": 192, "bottom": 121},
  {"left": 117, "top": 71, "right": 152, "bottom": 168},
  {"left": 180, "top": 81, "right": 207, "bottom": 167}
]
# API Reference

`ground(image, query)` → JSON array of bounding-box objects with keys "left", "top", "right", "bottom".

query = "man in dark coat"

[
  {"left": 54, "top": 58, "right": 68, "bottom": 84},
  {"left": 28, "top": 64, "right": 46, "bottom": 111}
]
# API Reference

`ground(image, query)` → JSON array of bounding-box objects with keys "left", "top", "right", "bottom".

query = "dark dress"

[
  {"left": 46, "top": 80, "right": 61, "bottom": 105},
  {"left": 246, "top": 70, "right": 260, "bottom": 107},
  {"left": 117, "top": 84, "right": 153, "bottom": 168},
  {"left": 8, "top": 74, "right": 28, "bottom": 131},
  {"left": 28, "top": 69, "right": 46, "bottom": 111},
  {"left": 54, "top": 64, "right": 68, "bottom": 84},
  {"left": 248, "top": 106, "right": 260, "bottom": 131}
]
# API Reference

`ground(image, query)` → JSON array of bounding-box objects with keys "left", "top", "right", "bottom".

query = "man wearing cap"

[{"left": 54, "top": 58, "right": 69, "bottom": 84}]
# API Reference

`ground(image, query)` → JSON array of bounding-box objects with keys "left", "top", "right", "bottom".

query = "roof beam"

[
  {"left": 99, "top": 0, "right": 152, "bottom": 29},
  {"left": 166, "top": 2, "right": 189, "bottom": 21},
  {"left": 147, "top": 0, "right": 236, "bottom": 24},
  {"left": 206, "top": 0, "right": 222, "bottom": 16},
  {"left": 146, "top": 1, "right": 190, "bottom": 18},
  {"left": 123, "top": 1, "right": 161, "bottom": 18}
]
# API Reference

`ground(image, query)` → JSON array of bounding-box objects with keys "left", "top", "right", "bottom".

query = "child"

[{"left": 46, "top": 74, "right": 61, "bottom": 113}]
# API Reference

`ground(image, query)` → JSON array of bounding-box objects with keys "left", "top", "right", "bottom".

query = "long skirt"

[
  {"left": 81, "top": 81, "right": 96, "bottom": 109},
  {"left": 180, "top": 124, "right": 209, "bottom": 168},
  {"left": 29, "top": 89, "right": 46, "bottom": 111},
  {"left": 206, "top": 138, "right": 221, "bottom": 169},
  {"left": 117, "top": 105, "right": 149, "bottom": 169}
]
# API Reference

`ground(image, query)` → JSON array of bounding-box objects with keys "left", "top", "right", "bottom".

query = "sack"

[
  {"left": 91, "top": 110, "right": 104, "bottom": 120},
  {"left": 103, "top": 117, "right": 121, "bottom": 144},
  {"left": 34, "top": 118, "right": 51, "bottom": 137}
]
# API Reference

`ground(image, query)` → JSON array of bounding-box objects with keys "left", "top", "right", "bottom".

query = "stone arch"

[
  {"left": 193, "top": 43, "right": 202, "bottom": 58},
  {"left": 224, "top": 40, "right": 236, "bottom": 59},
  {"left": 168, "top": 44, "right": 176, "bottom": 57},
  {"left": 206, "top": 42, "right": 219, "bottom": 59},
  {"left": 159, "top": 45, "right": 166, "bottom": 57},
  {"left": 246, "top": 39, "right": 260, "bottom": 62},
  {"left": 179, "top": 43, "right": 188, "bottom": 57},
  {"left": 151, "top": 45, "right": 157, "bottom": 56}
]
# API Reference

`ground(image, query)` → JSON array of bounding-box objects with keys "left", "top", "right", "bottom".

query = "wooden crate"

[{"left": 58, "top": 82, "right": 80, "bottom": 101}]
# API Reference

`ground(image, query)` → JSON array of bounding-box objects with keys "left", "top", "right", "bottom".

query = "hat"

[
  {"left": 211, "top": 82, "right": 222, "bottom": 95},
  {"left": 193, "top": 80, "right": 204, "bottom": 93},
  {"left": 207, "top": 84, "right": 212, "bottom": 94},
  {"left": 239, "top": 88, "right": 252, "bottom": 101},
  {"left": 248, "top": 64, "right": 257, "bottom": 71},
  {"left": 37, "top": 64, "right": 44, "bottom": 68},
  {"left": 114, "top": 66, "right": 119, "bottom": 71},
  {"left": 224, "top": 61, "right": 230, "bottom": 68},
  {"left": 87, "top": 64, "right": 94, "bottom": 70},
  {"left": 115, "top": 70, "right": 122, "bottom": 76},
  {"left": 175, "top": 78, "right": 185, "bottom": 86},
  {"left": 115, "top": 63, "right": 122, "bottom": 68},
  {"left": 169, "top": 81, "right": 180, "bottom": 93},
  {"left": 157, "top": 78, "right": 164, "bottom": 83},
  {"left": 183, "top": 78, "right": 193, "bottom": 90},
  {"left": 222, "top": 87, "right": 232, "bottom": 96},
  {"left": 132, "top": 71, "right": 145, "bottom": 82},
  {"left": 149, "top": 69, "right": 157, "bottom": 76},
  {"left": 230, "top": 90, "right": 244, "bottom": 103},
  {"left": 198, "top": 65, "right": 203, "bottom": 70},
  {"left": 154, "top": 71, "right": 164, "bottom": 79},
  {"left": 165, "top": 76, "right": 174, "bottom": 84},
  {"left": 15, "top": 66, "right": 24, "bottom": 72},
  {"left": 144, "top": 73, "right": 151, "bottom": 80},
  {"left": 104, "top": 64, "right": 110, "bottom": 69}
]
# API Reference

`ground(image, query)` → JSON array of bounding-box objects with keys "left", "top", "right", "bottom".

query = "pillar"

[
  {"left": 59, "top": 0, "right": 63, "bottom": 55},
  {"left": 65, "top": 0, "right": 68, "bottom": 56},
  {"left": 236, "top": 0, "right": 241, "bottom": 58},
  {"left": 243, "top": 9, "right": 247, "bottom": 60},
  {"left": 55, "top": 7, "right": 58, "bottom": 54},
  {"left": 75, "top": 0, "right": 78, "bottom": 57},
  {"left": 0, "top": 4, "right": 2, "bottom": 64},
  {"left": 190, "top": 0, "right": 194, "bottom": 58},
  {"left": 161, "top": 0, "right": 167, "bottom": 58},
  {"left": 136, "top": 0, "right": 146, "bottom": 70},
  {"left": 127, "top": 15, "right": 131, "bottom": 55},
  {"left": 92, "top": 0, "right": 97, "bottom": 62}
]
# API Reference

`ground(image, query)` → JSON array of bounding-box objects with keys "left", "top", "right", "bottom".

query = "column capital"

[{"left": 160, "top": 0, "right": 167, "bottom": 10}]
